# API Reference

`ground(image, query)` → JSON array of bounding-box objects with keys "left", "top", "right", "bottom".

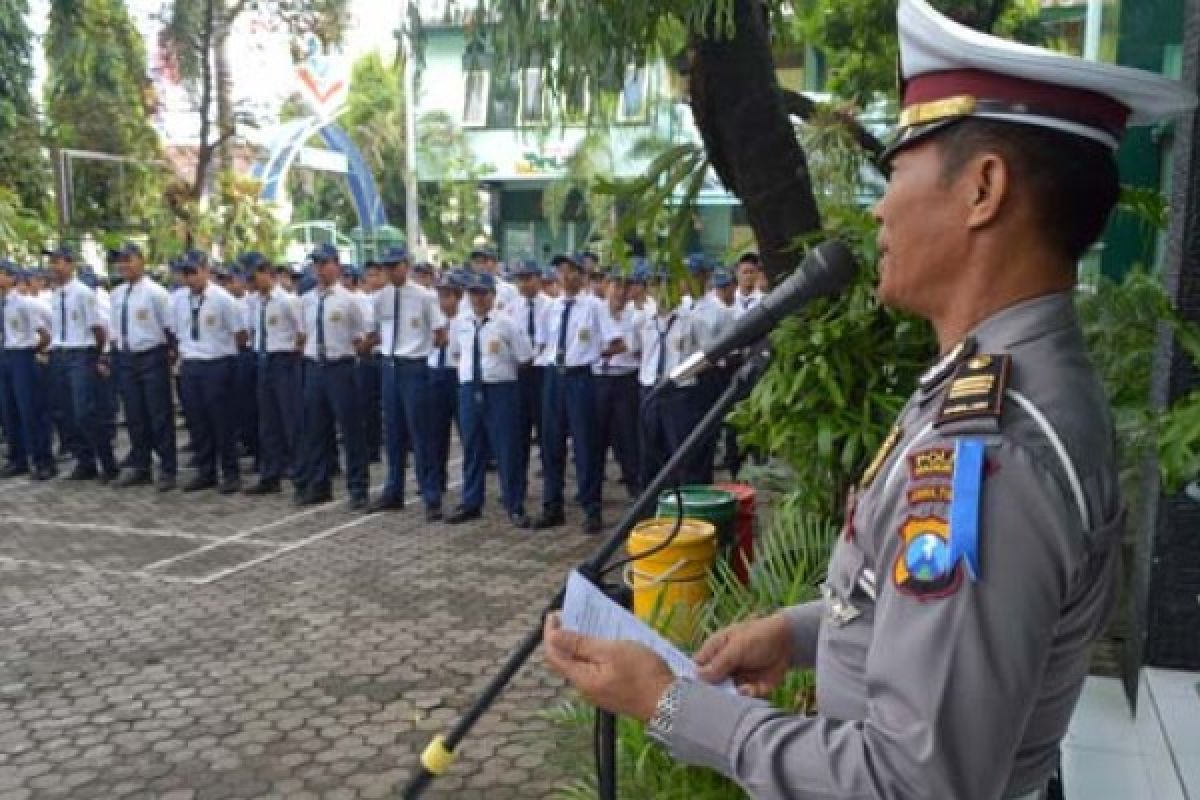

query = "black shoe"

[
  {"left": 217, "top": 477, "right": 242, "bottom": 495},
  {"left": 156, "top": 475, "right": 176, "bottom": 492},
  {"left": 0, "top": 464, "right": 28, "bottom": 479},
  {"left": 425, "top": 506, "right": 443, "bottom": 523},
  {"left": 509, "top": 511, "right": 531, "bottom": 529},
  {"left": 347, "top": 494, "right": 368, "bottom": 512},
  {"left": 30, "top": 466, "right": 57, "bottom": 482},
  {"left": 294, "top": 488, "right": 333, "bottom": 507},
  {"left": 444, "top": 507, "right": 482, "bottom": 525},
  {"left": 113, "top": 470, "right": 152, "bottom": 489},
  {"left": 584, "top": 515, "right": 605, "bottom": 535},
  {"left": 367, "top": 494, "right": 405, "bottom": 513},
  {"left": 65, "top": 466, "right": 98, "bottom": 481},
  {"left": 243, "top": 480, "right": 281, "bottom": 496},
  {"left": 531, "top": 508, "right": 566, "bottom": 530},
  {"left": 182, "top": 476, "right": 217, "bottom": 492}
]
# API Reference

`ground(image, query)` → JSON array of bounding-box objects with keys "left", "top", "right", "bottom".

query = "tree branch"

[{"left": 779, "top": 88, "right": 890, "bottom": 177}]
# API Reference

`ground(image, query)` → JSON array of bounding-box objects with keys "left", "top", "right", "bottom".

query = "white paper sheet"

[{"left": 561, "top": 570, "right": 735, "bottom": 692}]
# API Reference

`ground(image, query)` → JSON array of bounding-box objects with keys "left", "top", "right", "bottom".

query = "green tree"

[
  {"left": 0, "top": 0, "right": 49, "bottom": 217},
  {"left": 44, "top": 0, "right": 163, "bottom": 234}
]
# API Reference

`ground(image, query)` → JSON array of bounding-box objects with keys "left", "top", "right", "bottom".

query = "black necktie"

[
  {"left": 655, "top": 315, "right": 676, "bottom": 382},
  {"left": 120, "top": 285, "right": 131, "bottom": 352},
  {"left": 189, "top": 294, "right": 204, "bottom": 341},
  {"left": 258, "top": 295, "right": 268, "bottom": 354},
  {"left": 316, "top": 292, "right": 327, "bottom": 362},
  {"left": 555, "top": 299, "right": 574, "bottom": 367},
  {"left": 391, "top": 286, "right": 402, "bottom": 356},
  {"left": 527, "top": 299, "right": 536, "bottom": 342},
  {"left": 59, "top": 291, "right": 67, "bottom": 342},
  {"left": 472, "top": 317, "right": 486, "bottom": 386},
  {"left": 0, "top": 294, "right": 7, "bottom": 350}
]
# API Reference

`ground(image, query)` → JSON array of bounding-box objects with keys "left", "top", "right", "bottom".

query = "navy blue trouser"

[
  {"left": 458, "top": 381, "right": 525, "bottom": 515},
  {"left": 516, "top": 365, "right": 543, "bottom": 484},
  {"left": 0, "top": 352, "right": 28, "bottom": 467},
  {"left": 256, "top": 352, "right": 302, "bottom": 484},
  {"left": 382, "top": 358, "right": 429, "bottom": 503},
  {"left": 356, "top": 354, "right": 383, "bottom": 461},
  {"left": 638, "top": 384, "right": 709, "bottom": 490},
  {"left": 1, "top": 350, "right": 52, "bottom": 470},
  {"left": 115, "top": 346, "right": 177, "bottom": 476},
  {"left": 540, "top": 368, "right": 602, "bottom": 516},
  {"left": 179, "top": 357, "right": 238, "bottom": 482},
  {"left": 420, "top": 366, "right": 458, "bottom": 509},
  {"left": 594, "top": 371, "right": 641, "bottom": 492},
  {"left": 50, "top": 349, "right": 117, "bottom": 474},
  {"left": 300, "top": 359, "right": 367, "bottom": 496},
  {"left": 234, "top": 349, "right": 259, "bottom": 458}
]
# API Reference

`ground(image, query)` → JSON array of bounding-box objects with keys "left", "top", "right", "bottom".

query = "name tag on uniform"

[
  {"left": 136, "top": 309, "right": 150, "bottom": 322},
  {"left": 577, "top": 327, "right": 591, "bottom": 343},
  {"left": 487, "top": 339, "right": 501, "bottom": 355}
]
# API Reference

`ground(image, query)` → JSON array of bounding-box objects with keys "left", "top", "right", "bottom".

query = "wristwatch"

[{"left": 647, "top": 679, "right": 684, "bottom": 744}]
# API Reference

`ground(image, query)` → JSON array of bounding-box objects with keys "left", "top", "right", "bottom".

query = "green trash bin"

[{"left": 657, "top": 486, "right": 738, "bottom": 557}]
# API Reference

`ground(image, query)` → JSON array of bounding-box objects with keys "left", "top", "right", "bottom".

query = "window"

[
  {"left": 518, "top": 68, "right": 546, "bottom": 125},
  {"left": 463, "top": 69, "right": 490, "bottom": 127},
  {"left": 488, "top": 70, "right": 520, "bottom": 128},
  {"left": 617, "top": 66, "right": 649, "bottom": 122},
  {"left": 563, "top": 77, "right": 590, "bottom": 124}
]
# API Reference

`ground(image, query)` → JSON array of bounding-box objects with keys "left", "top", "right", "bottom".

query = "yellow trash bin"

[{"left": 626, "top": 518, "right": 718, "bottom": 644}]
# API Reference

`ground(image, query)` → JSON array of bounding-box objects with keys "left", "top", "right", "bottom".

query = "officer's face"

[
  {"left": 873, "top": 140, "right": 965, "bottom": 317},
  {"left": 182, "top": 268, "right": 205, "bottom": 291},
  {"left": 315, "top": 259, "right": 341, "bottom": 286},
  {"left": 468, "top": 289, "right": 494, "bottom": 316},
  {"left": 118, "top": 255, "right": 144, "bottom": 282},
  {"left": 437, "top": 288, "right": 461, "bottom": 316},
  {"left": 253, "top": 271, "right": 274, "bottom": 293},
  {"left": 364, "top": 268, "right": 386, "bottom": 291},
  {"left": 515, "top": 274, "right": 539, "bottom": 298},
  {"left": 559, "top": 265, "right": 585, "bottom": 294},
  {"left": 736, "top": 263, "right": 758, "bottom": 291},
  {"left": 49, "top": 257, "right": 72, "bottom": 283},
  {"left": 389, "top": 262, "right": 410, "bottom": 285}
]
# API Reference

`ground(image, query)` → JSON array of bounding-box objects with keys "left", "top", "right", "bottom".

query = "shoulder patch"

[
  {"left": 908, "top": 446, "right": 955, "bottom": 482},
  {"left": 893, "top": 515, "right": 962, "bottom": 598},
  {"left": 935, "top": 353, "right": 1011, "bottom": 429}
]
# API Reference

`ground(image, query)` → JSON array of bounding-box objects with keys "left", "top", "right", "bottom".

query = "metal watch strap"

[{"left": 646, "top": 679, "right": 684, "bottom": 744}]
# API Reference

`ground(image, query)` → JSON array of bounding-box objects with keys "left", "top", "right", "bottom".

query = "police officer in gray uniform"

[{"left": 544, "top": 2, "right": 1198, "bottom": 798}]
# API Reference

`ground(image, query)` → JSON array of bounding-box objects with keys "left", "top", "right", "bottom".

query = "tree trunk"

[
  {"left": 191, "top": 0, "right": 216, "bottom": 203},
  {"left": 689, "top": 0, "right": 823, "bottom": 282},
  {"left": 213, "top": 0, "right": 235, "bottom": 177}
]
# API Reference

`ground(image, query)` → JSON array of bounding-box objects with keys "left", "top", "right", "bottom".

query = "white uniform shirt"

[
  {"left": 301, "top": 284, "right": 367, "bottom": 361},
  {"left": 51, "top": 278, "right": 101, "bottom": 348},
  {"left": 252, "top": 287, "right": 302, "bottom": 354},
  {"left": 366, "top": 289, "right": 382, "bottom": 354},
  {"left": 110, "top": 277, "right": 172, "bottom": 352},
  {"left": 505, "top": 292, "right": 551, "bottom": 367},
  {"left": 2, "top": 291, "right": 51, "bottom": 350},
  {"left": 734, "top": 288, "right": 764, "bottom": 317},
  {"left": 494, "top": 279, "right": 521, "bottom": 315},
  {"left": 372, "top": 281, "right": 444, "bottom": 359},
  {"left": 427, "top": 309, "right": 462, "bottom": 370},
  {"left": 628, "top": 296, "right": 658, "bottom": 318},
  {"left": 536, "top": 292, "right": 619, "bottom": 368},
  {"left": 174, "top": 283, "right": 245, "bottom": 360},
  {"left": 692, "top": 294, "right": 738, "bottom": 351},
  {"left": 634, "top": 309, "right": 704, "bottom": 388},
  {"left": 453, "top": 310, "right": 533, "bottom": 384},
  {"left": 593, "top": 305, "right": 641, "bottom": 376}
]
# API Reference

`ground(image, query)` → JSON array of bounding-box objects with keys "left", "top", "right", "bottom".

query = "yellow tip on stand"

[{"left": 420, "top": 735, "right": 456, "bottom": 775}]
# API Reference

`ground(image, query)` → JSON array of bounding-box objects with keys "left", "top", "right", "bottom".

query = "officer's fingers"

[
  {"left": 545, "top": 626, "right": 607, "bottom": 665},
  {"left": 696, "top": 631, "right": 745, "bottom": 683},
  {"left": 694, "top": 628, "right": 733, "bottom": 667}
]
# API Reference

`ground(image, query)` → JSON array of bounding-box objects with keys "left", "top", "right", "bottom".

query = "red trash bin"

[{"left": 715, "top": 482, "right": 756, "bottom": 585}]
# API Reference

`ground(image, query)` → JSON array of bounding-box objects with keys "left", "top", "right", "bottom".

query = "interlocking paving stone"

[{"left": 0, "top": 437, "right": 643, "bottom": 798}]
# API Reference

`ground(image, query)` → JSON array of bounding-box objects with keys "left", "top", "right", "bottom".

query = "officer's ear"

[{"left": 962, "top": 151, "right": 1011, "bottom": 232}]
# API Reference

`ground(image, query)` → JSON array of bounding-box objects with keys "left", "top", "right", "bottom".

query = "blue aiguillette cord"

[{"left": 950, "top": 438, "right": 985, "bottom": 582}]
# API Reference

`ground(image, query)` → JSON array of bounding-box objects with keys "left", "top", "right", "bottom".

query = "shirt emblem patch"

[
  {"left": 136, "top": 309, "right": 150, "bottom": 322},
  {"left": 70, "top": 311, "right": 79, "bottom": 321},
  {"left": 907, "top": 484, "right": 953, "bottom": 506},
  {"left": 908, "top": 447, "right": 954, "bottom": 481},
  {"left": 205, "top": 314, "right": 217, "bottom": 327},
  {"left": 577, "top": 328, "right": 591, "bottom": 344},
  {"left": 487, "top": 339, "right": 501, "bottom": 355},
  {"left": 411, "top": 317, "right": 421, "bottom": 329},
  {"left": 268, "top": 315, "right": 279, "bottom": 326},
  {"left": 893, "top": 515, "right": 961, "bottom": 598},
  {"left": 330, "top": 311, "right": 343, "bottom": 324}
]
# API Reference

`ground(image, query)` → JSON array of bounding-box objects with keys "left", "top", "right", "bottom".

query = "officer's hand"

[
  {"left": 543, "top": 612, "right": 674, "bottom": 723},
  {"left": 694, "top": 613, "right": 793, "bottom": 699}
]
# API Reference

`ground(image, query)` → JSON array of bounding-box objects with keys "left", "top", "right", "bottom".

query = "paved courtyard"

[{"left": 0, "top": 448, "right": 610, "bottom": 800}]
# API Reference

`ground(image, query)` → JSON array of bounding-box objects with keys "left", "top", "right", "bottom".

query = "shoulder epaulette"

[{"left": 935, "top": 353, "right": 1011, "bottom": 430}]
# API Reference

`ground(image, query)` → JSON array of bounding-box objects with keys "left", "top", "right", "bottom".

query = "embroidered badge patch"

[
  {"left": 136, "top": 309, "right": 150, "bottom": 322},
  {"left": 70, "top": 311, "right": 79, "bottom": 321},
  {"left": 861, "top": 424, "right": 903, "bottom": 489},
  {"left": 487, "top": 339, "right": 501, "bottom": 355},
  {"left": 410, "top": 317, "right": 421, "bottom": 329},
  {"left": 908, "top": 447, "right": 954, "bottom": 481},
  {"left": 205, "top": 314, "right": 217, "bottom": 327},
  {"left": 893, "top": 515, "right": 961, "bottom": 597},
  {"left": 330, "top": 312, "right": 343, "bottom": 324},
  {"left": 578, "top": 328, "right": 591, "bottom": 343},
  {"left": 907, "top": 484, "right": 953, "bottom": 506},
  {"left": 268, "top": 315, "right": 279, "bottom": 326}
]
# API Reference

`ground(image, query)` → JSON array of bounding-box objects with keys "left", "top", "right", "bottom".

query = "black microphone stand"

[{"left": 399, "top": 341, "right": 774, "bottom": 800}]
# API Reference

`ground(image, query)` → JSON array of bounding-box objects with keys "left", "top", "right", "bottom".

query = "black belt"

[
  {"left": 3, "top": 347, "right": 36, "bottom": 353},
  {"left": 306, "top": 357, "right": 355, "bottom": 367},
  {"left": 258, "top": 350, "right": 300, "bottom": 358},
  {"left": 120, "top": 344, "right": 168, "bottom": 356},
  {"left": 555, "top": 365, "right": 592, "bottom": 376},
  {"left": 595, "top": 368, "right": 638, "bottom": 377},
  {"left": 53, "top": 345, "right": 95, "bottom": 353},
  {"left": 387, "top": 356, "right": 427, "bottom": 365}
]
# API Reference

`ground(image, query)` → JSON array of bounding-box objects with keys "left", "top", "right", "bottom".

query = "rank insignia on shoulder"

[
  {"left": 893, "top": 515, "right": 962, "bottom": 598},
  {"left": 935, "top": 353, "right": 1011, "bottom": 429}
]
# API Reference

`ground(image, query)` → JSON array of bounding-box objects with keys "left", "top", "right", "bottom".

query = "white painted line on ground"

[
  {"left": 191, "top": 471, "right": 469, "bottom": 584},
  {"left": 0, "top": 515, "right": 280, "bottom": 546},
  {"left": 0, "top": 555, "right": 195, "bottom": 584},
  {"left": 139, "top": 457, "right": 465, "bottom": 574}
]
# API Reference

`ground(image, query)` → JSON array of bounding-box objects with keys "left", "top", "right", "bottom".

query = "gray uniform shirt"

[{"left": 663, "top": 292, "right": 1123, "bottom": 799}]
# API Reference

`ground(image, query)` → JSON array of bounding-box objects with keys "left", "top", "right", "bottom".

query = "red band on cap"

[{"left": 904, "top": 68, "right": 1130, "bottom": 135}]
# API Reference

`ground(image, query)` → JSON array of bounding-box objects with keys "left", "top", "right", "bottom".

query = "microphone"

[{"left": 668, "top": 239, "right": 858, "bottom": 384}]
